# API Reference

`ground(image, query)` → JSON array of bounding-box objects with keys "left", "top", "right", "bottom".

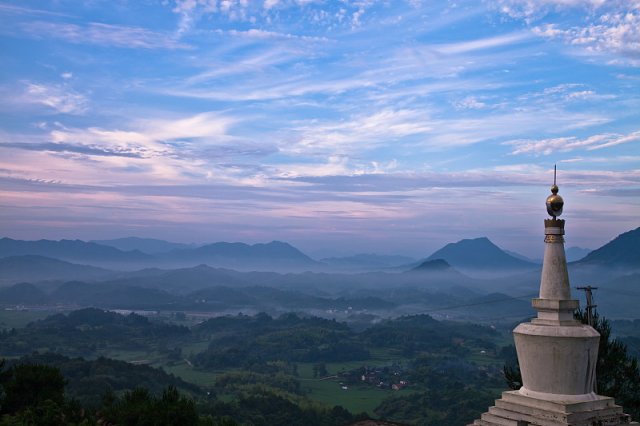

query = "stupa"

[{"left": 469, "top": 170, "right": 635, "bottom": 426}]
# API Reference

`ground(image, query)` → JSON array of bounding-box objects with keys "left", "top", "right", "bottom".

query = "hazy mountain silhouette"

[
  {"left": 589, "top": 272, "right": 640, "bottom": 318},
  {"left": 426, "top": 237, "right": 537, "bottom": 273},
  {"left": 320, "top": 253, "right": 417, "bottom": 271},
  {"left": 0, "top": 255, "right": 114, "bottom": 285},
  {"left": 106, "top": 264, "right": 247, "bottom": 294},
  {"left": 91, "top": 237, "right": 197, "bottom": 254},
  {"left": 0, "top": 282, "right": 50, "bottom": 305},
  {"left": 410, "top": 258, "right": 453, "bottom": 272},
  {"left": 504, "top": 250, "right": 540, "bottom": 264},
  {"left": 166, "top": 240, "right": 320, "bottom": 270},
  {"left": 0, "top": 238, "right": 152, "bottom": 265},
  {"left": 576, "top": 227, "right": 640, "bottom": 267},
  {"left": 0, "top": 238, "right": 320, "bottom": 272},
  {"left": 565, "top": 246, "right": 591, "bottom": 262}
]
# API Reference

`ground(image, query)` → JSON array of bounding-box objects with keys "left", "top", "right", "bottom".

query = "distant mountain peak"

[{"left": 426, "top": 236, "right": 536, "bottom": 271}]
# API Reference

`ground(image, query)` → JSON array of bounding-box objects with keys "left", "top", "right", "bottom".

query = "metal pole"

[{"left": 576, "top": 285, "right": 598, "bottom": 327}]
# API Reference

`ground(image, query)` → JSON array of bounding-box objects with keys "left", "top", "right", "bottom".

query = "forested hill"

[
  {"left": 0, "top": 308, "right": 189, "bottom": 358},
  {"left": 4, "top": 352, "right": 201, "bottom": 408}
]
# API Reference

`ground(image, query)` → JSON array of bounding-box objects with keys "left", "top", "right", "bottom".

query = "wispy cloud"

[
  {"left": 20, "top": 21, "right": 190, "bottom": 49},
  {"left": 222, "top": 28, "right": 329, "bottom": 42},
  {"left": 288, "top": 109, "right": 433, "bottom": 156},
  {"left": 23, "top": 82, "right": 88, "bottom": 114},
  {"left": 0, "top": 112, "right": 246, "bottom": 186},
  {"left": 453, "top": 96, "right": 488, "bottom": 110},
  {"left": 0, "top": 141, "right": 144, "bottom": 158},
  {"left": 434, "top": 31, "right": 532, "bottom": 54},
  {"left": 0, "top": 3, "right": 75, "bottom": 18},
  {"left": 507, "top": 130, "right": 640, "bottom": 155}
]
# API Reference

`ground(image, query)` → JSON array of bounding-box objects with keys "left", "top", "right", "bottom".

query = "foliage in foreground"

[{"left": 0, "top": 357, "right": 364, "bottom": 426}]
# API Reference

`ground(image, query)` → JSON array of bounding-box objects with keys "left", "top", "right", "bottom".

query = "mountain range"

[
  {"left": 0, "top": 226, "right": 637, "bottom": 286},
  {"left": 0, "top": 225, "right": 638, "bottom": 318},
  {"left": 0, "top": 238, "right": 151, "bottom": 267}
]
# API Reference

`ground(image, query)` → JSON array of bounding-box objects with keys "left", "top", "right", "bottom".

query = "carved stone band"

[{"left": 544, "top": 234, "right": 564, "bottom": 243}]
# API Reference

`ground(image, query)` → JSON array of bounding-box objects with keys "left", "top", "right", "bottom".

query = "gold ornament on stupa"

[{"left": 546, "top": 165, "right": 564, "bottom": 218}]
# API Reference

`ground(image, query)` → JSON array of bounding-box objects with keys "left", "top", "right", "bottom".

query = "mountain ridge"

[
  {"left": 576, "top": 227, "right": 640, "bottom": 267},
  {"left": 91, "top": 237, "right": 197, "bottom": 254},
  {"left": 0, "top": 238, "right": 152, "bottom": 264}
]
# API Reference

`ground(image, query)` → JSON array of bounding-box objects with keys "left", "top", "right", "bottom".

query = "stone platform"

[{"left": 468, "top": 391, "right": 637, "bottom": 426}]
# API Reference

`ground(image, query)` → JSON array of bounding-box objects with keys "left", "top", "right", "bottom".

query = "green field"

[
  {"left": 301, "top": 379, "right": 398, "bottom": 415},
  {"left": 163, "top": 362, "right": 221, "bottom": 388},
  {"left": 0, "top": 309, "right": 50, "bottom": 330}
]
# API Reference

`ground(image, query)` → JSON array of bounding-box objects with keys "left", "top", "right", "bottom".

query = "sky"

[{"left": 0, "top": 0, "right": 638, "bottom": 259}]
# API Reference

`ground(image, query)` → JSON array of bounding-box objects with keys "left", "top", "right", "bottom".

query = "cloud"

[
  {"left": 0, "top": 111, "right": 276, "bottom": 189},
  {"left": 0, "top": 142, "right": 145, "bottom": 158},
  {"left": 23, "top": 82, "right": 88, "bottom": 114},
  {"left": 287, "top": 109, "right": 433, "bottom": 156},
  {"left": 533, "top": 14, "right": 640, "bottom": 58},
  {"left": 223, "top": 28, "right": 329, "bottom": 42},
  {"left": 507, "top": 130, "right": 640, "bottom": 155},
  {"left": 0, "top": 3, "right": 75, "bottom": 18},
  {"left": 494, "top": 0, "right": 640, "bottom": 64},
  {"left": 21, "top": 21, "right": 190, "bottom": 49},
  {"left": 169, "top": 0, "right": 390, "bottom": 33},
  {"left": 525, "top": 83, "right": 616, "bottom": 103},
  {"left": 453, "top": 96, "right": 488, "bottom": 110},
  {"left": 434, "top": 31, "right": 532, "bottom": 54},
  {"left": 40, "top": 111, "right": 239, "bottom": 165},
  {"left": 412, "top": 109, "right": 608, "bottom": 149},
  {"left": 494, "top": 0, "right": 609, "bottom": 21}
]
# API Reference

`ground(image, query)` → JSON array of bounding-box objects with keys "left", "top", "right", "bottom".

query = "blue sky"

[{"left": 0, "top": 0, "right": 638, "bottom": 258}]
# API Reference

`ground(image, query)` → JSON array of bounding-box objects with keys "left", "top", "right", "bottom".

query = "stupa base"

[{"left": 468, "top": 390, "right": 636, "bottom": 426}]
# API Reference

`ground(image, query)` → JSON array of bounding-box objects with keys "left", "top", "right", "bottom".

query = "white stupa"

[{"left": 469, "top": 174, "right": 636, "bottom": 426}]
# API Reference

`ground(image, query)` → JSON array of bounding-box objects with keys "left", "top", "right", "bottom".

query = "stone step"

[
  {"left": 494, "top": 399, "right": 627, "bottom": 425},
  {"left": 481, "top": 411, "right": 524, "bottom": 426},
  {"left": 501, "top": 391, "right": 616, "bottom": 413},
  {"left": 469, "top": 392, "right": 637, "bottom": 426},
  {"left": 489, "top": 406, "right": 567, "bottom": 426},
  {"left": 474, "top": 416, "right": 512, "bottom": 426},
  {"left": 496, "top": 394, "right": 629, "bottom": 426}
]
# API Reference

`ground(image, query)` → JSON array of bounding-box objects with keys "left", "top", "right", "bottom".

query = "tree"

[
  {"left": 574, "top": 309, "right": 640, "bottom": 419},
  {"left": 100, "top": 385, "right": 199, "bottom": 426},
  {"left": 0, "top": 363, "right": 65, "bottom": 415}
]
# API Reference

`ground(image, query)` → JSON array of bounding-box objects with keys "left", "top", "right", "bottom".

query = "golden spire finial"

[
  {"left": 546, "top": 165, "right": 564, "bottom": 218},
  {"left": 551, "top": 165, "right": 559, "bottom": 194}
]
